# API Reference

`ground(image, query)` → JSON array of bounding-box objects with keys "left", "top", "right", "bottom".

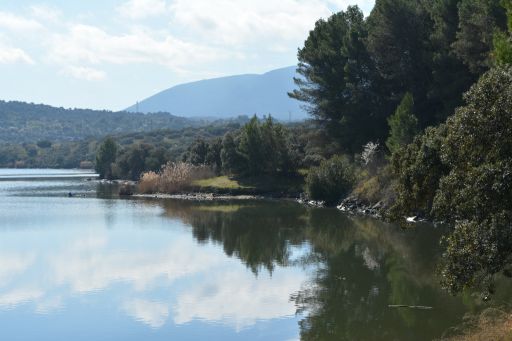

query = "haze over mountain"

[{"left": 126, "top": 66, "right": 307, "bottom": 121}]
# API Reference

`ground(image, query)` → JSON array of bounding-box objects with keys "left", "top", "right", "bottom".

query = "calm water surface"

[{"left": 0, "top": 169, "right": 509, "bottom": 340}]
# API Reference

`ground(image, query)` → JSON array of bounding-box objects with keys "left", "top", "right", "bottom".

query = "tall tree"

[
  {"left": 221, "top": 133, "right": 242, "bottom": 174},
  {"left": 367, "top": 0, "right": 434, "bottom": 128},
  {"left": 452, "top": 0, "right": 507, "bottom": 74},
  {"left": 237, "top": 116, "right": 265, "bottom": 175},
  {"left": 427, "top": 0, "right": 476, "bottom": 123},
  {"left": 95, "top": 137, "right": 117, "bottom": 180},
  {"left": 289, "top": 6, "right": 385, "bottom": 154},
  {"left": 386, "top": 93, "right": 418, "bottom": 154}
]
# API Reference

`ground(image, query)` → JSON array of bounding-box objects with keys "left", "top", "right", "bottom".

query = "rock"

[
  {"left": 406, "top": 216, "right": 418, "bottom": 223},
  {"left": 372, "top": 201, "right": 383, "bottom": 209}
]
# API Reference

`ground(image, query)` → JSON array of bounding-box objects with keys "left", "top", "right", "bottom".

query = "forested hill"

[
  {"left": 0, "top": 100, "right": 209, "bottom": 143},
  {"left": 125, "top": 66, "right": 307, "bottom": 121}
]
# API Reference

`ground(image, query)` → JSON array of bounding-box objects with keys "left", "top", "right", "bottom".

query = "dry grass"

[
  {"left": 139, "top": 162, "right": 214, "bottom": 194},
  {"left": 440, "top": 308, "right": 512, "bottom": 341},
  {"left": 138, "top": 171, "right": 159, "bottom": 194}
]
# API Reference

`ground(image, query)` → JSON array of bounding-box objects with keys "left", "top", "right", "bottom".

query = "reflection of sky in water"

[
  {"left": 0, "top": 168, "right": 97, "bottom": 178},
  {"left": 0, "top": 171, "right": 304, "bottom": 340}
]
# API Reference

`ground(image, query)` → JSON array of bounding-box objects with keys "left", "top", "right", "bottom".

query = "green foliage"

[
  {"left": 493, "top": 0, "right": 512, "bottom": 65},
  {"left": 112, "top": 143, "right": 167, "bottom": 180},
  {"left": 290, "top": 6, "right": 386, "bottom": 153},
  {"left": 441, "top": 213, "right": 512, "bottom": 295},
  {"left": 0, "top": 100, "right": 209, "bottom": 144},
  {"left": 305, "top": 155, "right": 356, "bottom": 204},
  {"left": 220, "top": 133, "right": 243, "bottom": 174},
  {"left": 452, "top": 0, "right": 507, "bottom": 74},
  {"left": 290, "top": 0, "right": 504, "bottom": 155},
  {"left": 386, "top": 93, "right": 418, "bottom": 154},
  {"left": 428, "top": 0, "right": 478, "bottom": 122},
  {"left": 494, "top": 30, "right": 512, "bottom": 64},
  {"left": 181, "top": 116, "right": 299, "bottom": 178},
  {"left": 95, "top": 138, "right": 117, "bottom": 180},
  {"left": 392, "top": 66, "right": 512, "bottom": 293},
  {"left": 237, "top": 116, "right": 297, "bottom": 175},
  {"left": 433, "top": 66, "right": 512, "bottom": 220},
  {"left": 238, "top": 116, "right": 266, "bottom": 174},
  {"left": 185, "top": 139, "right": 209, "bottom": 165},
  {"left": 367, "top": 0, "right": 435, "bottom": 126},
  {"left": 390, "top": 125, "right": 449, "bottom": 218}
]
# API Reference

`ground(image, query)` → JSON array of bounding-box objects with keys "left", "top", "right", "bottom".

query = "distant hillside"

[
  {"left": 126, "top": 66, "right": 307, "bottom": 121},
  {"left": 0, "top": 101, "right": 207, "bottom": 143}
]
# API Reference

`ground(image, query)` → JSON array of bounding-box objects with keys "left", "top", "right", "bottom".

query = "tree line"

[
  {"left": 94, "top": 0, "right": 512, "bottom": 297},
  {"left": 286, "top": 0, "right": 512, "bottom": 296}
]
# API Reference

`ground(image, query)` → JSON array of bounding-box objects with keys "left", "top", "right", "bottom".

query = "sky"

[{"left": 0, "top": 0, "right": 375, "bottom": 111}]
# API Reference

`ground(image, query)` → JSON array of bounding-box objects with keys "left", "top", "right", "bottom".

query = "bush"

[
  {"left": 352, "top": 164, "right": 395, "bottom": 206},
  {"left": 138, "top": 171, "right": 159, "bottom": 194},
  {"left": 138, "top": 162, "right": 214, "bottom": 194},
  {"left": 391, "top": 66, "right": 512, "bottom": 294},
  {"left": 306, "top": 156, "right": 356, "bottom": 205},
  {"left": 390, "top": 124, "right": 449, "bottom": 219}
]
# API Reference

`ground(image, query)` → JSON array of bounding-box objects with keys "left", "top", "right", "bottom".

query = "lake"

[{"left": 0, "top": 169, "right": 506, "bottom": 340}]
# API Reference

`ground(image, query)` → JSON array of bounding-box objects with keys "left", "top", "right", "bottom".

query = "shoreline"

[{"left": 133, "top": 193, "right": 264, "bottom": 201}]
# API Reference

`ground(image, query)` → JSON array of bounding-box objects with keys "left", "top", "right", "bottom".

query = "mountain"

[
  {"left": 125, "top": 66, "right": 307, "bottom": 121},
  {"left": 0, "top": 100, "right": 209, "bottom": 143}
]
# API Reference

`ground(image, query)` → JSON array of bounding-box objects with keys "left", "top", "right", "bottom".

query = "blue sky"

[{"left": 0, "top": 0, "right": 374, "bottom": 111}]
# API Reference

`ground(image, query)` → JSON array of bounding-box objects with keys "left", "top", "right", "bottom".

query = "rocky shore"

[{"left": 336, "top": 196, "right": 384, "bottom": 218}]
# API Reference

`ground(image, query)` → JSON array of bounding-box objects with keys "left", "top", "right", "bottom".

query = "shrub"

[
  {"left": 392, "top": 66, "right": 512, "bottom": 294},
  {"left": 390, "top": 124, "right": 449, "bottom": 219},
  {"left": 138, "top": 162, "right": 214, "bottom": 194},
  {"left": 138, "top": 171, "right": 159, "bottom": 194},
  {"left": 306, "top": 156, "right": 356, "bottom": 205}
]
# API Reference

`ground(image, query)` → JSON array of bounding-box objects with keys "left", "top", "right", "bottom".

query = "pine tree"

[{"left": 386, "top": 93, "right": 418, "bottom": 154}]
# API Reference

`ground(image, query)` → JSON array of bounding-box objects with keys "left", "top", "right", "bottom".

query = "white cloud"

[
  {"left": 123, "top": 299, "right": 169, "bottom": 328},
  {"left": 118, "top": 0, "right": 168, "bottom": 19},
  {"left": 50, "top": 236, "right": 223, "bottom": 293},
  {"left": 168, "top": 0, "right": 333, "bottom": 47},
  {"left": 61, "top": 66, "right": 107, "bottom": 81},
  {"left": 174, "top": 269, "right": 304, "bottom": 330},
  {"left": 0, "top": 44, "right": 34, "bottom": 64},
  {"left": 49, "top": 24, "right": 229, "bottom": 73},
  {"left": 30, "top": 5, "right": 62, "bottom": 22},
  {"left": 0, "top": 11, "right": 42, "bottom": 32},
  {"left": 0, "top": 289, "right": 43, "bottom": 309},
  {"left": 0, "top": 253, "right": 34, "bottom": 283}
]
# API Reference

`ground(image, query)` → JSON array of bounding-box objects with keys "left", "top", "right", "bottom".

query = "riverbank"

[
  {"left": 134, "top": 193, "right": 262, "bottom": 201},
  {"left": 440, "top": 308, "right": 512, "bottom": 341}
]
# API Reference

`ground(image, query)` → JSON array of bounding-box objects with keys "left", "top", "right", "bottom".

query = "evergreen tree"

[
  {"left": 428, "top": 0, "right": 476, "bottom": 123},
  {"left": 95, "top": 137, "right": 117, "bottom": 180},
  {"left": 452, "top": 0, "right": 507, "bottom": 74},
  {"left": 221, "top": 133, "right": 241, "bottom": 174},
  {"left": 494, "top": 0, "right": 512, "bottom": 64},
  {"left": 237, "top": 116, "right": 265, "bottom": 175},
  {"left": 205, "top": 138, "right": 223, "bottom": 173},
  {"left": 367, "top": 0, "right": 435, "bottom": 128},
  {"left": 386, "top": 93, "right": 418, "bottom": 154},
  {"left": 289, "top": 6, "right": 385, "bottom": 153}
]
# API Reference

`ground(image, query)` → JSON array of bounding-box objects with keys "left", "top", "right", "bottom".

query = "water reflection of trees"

[
  {"left": 158, "top": 199, "right": 308, "bottom": 274},
  {"left": 153, "top": 199, "right": 468, "bottom": 340},
  {"left": 296, "top": 213, "right": 466, "bottom": 340}
]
